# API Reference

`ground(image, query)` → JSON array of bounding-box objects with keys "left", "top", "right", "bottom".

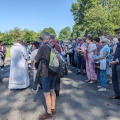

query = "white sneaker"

[
  {"left": 98, "top": 87, "right": 106, "bottom": 92},
  {"left": 109, "top": 80, "right": 112, "bottom": 84},
  {"left": 85, "top": 80, "right": 91, "bottom": 82},
  {"left": 97, "top": 86, "right": 102, "bottom": 88},
  {"left": 89, "top": 81, "right": 96, "bottom": 84}
]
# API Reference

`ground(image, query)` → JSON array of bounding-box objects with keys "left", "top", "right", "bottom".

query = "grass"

[{"left": 6, "top": 47, "right": 10, "bottom": 58}]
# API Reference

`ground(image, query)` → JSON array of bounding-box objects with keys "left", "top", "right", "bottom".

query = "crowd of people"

[
  {"left": 0, "top": 28, "right": 120, "bottom": 119},
  {"left": 65, "top": 28, "right": 120, "bottom": 106}
]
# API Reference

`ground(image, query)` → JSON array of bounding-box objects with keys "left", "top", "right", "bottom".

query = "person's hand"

[
  {"left": 77, "top": 49, "right": 82, "bottom": 52},
  {"left": 109, "top": 61, "right": 117, "bottom": 67}
]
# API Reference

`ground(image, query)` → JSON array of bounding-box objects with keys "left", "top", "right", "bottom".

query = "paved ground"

[{"left": 0, "top": 59, "right": 120, "bottom": 120}]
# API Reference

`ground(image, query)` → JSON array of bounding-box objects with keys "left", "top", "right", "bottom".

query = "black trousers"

[
  {"left": 55, "top": 74, "right": 60, "bottom": 96},
  {"left": 68, "top": 53, "right": 74, "bottom": 65},
  {"left": 112, "top": 65, "right": 120, "bottom": 96},
  {"left": 77, "top": 54, "right": 86, "bottom": 70}
]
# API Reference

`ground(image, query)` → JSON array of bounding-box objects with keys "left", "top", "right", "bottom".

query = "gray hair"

[
  {"left": 17, "top": 38, "right": 23, "bottom": 42},
  {"left": 50, "top": 34, "right": 55, "bottom": 39},
  {"left": 41, "top": 32, "right": 50, "bottom": 41}
]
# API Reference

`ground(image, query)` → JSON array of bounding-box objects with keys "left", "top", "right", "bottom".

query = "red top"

[{"left": 50, "top": 40, "right": 61, "bottom": 53}]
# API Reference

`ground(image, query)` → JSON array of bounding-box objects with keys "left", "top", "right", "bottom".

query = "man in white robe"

[{"left": 9, "top": 38, "right": 30, "bottom": 89}]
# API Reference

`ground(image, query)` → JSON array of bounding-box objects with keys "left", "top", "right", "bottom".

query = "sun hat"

[{"left": 101, "top": 38, "right": 110, "bottom": 44}]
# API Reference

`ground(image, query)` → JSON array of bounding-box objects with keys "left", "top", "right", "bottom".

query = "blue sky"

[{"left": 0, "top": 0, "right": 76, "bottom": 33}]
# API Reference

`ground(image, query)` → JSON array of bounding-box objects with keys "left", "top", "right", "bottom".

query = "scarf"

[
  {"left": 99, "top": 44, "right": 109, "bottom": 70},
  {"left": 85, "top": 44, "right": 89, "bottom": 60}
]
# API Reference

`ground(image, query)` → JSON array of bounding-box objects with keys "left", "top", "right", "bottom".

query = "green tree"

[
  {"left": 70, "top": 0, "right": 100, "bottom": 24},
  {"left": 71, "top": 24, "right": 82, "bottom": 39},
  {"left": 22, "top": 31, "right": 34, "bottom": 43},
  {"left": 71, "top": 0, "right": 120, "bottom": 37},
  {"left": 1, "top": 34, "right": 13, "bottom": 45},
  {"left": 39, "top": 27, "right": 56, "bottom": 38},
  {"left": 8, "top": 27, "right": 22, "bottom": 41},
  {"left": 0, "top": 32, "right": 5, "bottom": 39},
  {"left": 83, "top": 6, "right": 114, "bottom": 36},
  {"left": 58, "top": 26, "right": 71, "bottom": 40}
]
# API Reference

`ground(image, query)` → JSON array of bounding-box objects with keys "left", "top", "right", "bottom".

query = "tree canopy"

[
  {"left": 39, "top": 27, "right": 57, "bottom": 38},
  {"left": 70, "top": 0, "right": 120, "bottom": 38},
  {"left": 58, "top": 26, "right": 71, "bottom": 40},
  {"left": 0, "top": 27, "right": 57, "bottom": 45}
]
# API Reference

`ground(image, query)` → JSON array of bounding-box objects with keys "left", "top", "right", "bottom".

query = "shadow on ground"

[{"left": 0, "top": 60, "right": 120, "bottom": 120}]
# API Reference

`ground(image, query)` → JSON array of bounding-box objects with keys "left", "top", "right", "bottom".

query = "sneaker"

[
  {"left": 89, "top": 81, "right": 96, "bottom": 84},
  {"left": 98, "top": 87, "right": 106, "bottom": 92},
  {"left": 97, "top": 86, "right": 102, "bottom": 88},
  {"left": 85, "top": 80, "right": 91, "bottom": 82},
  {"left": 109, "top": 80, "right": 112, "bottom": 84},
  {"left": 1, "top": 69, "right": 4, "bottom": 71}
]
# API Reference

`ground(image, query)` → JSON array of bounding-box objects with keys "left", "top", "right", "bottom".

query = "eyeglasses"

[
  {"left": 101, "top": 42, "right": 105, "bottom": 43},
  {"left": 116, "top": 32, "right": 120, "bottom": 34}
]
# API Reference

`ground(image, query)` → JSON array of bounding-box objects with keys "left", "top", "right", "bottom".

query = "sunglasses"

[{"left": 116, "top": 32, "right": 120, "bottom": 34}]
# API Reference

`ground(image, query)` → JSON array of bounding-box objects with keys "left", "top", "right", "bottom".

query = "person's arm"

[
  {"left": 94, "top": 49, "right": 97, "bottom": 55},
  {"left": 96, "top": 52, "right": 108, "bottom": 61},
  {"left": 112, "top": 44, "right": 117, "bottom": 55},
  {"left": 21, "top": 46, "right": 29, "bottom": 60},
  {"left": 77, "top": 49, "right": 85, "bottom": 52},
  {"left": 109, "top": 57, "right": 120, "bottom": 67},
  {"left": 30, "top": 52, "right": 35, "bottom": 71},
  {"left": 34, "top": 47, "right": 42, "bottom": 62}
]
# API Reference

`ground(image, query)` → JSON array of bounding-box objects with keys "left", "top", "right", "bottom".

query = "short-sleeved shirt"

[
  {"left": 103, "top": 47, "right": 110, "bottom": 53},
  {"left": 88, "top": 43, "right": 97, "bottom": 57},
  {"left": 103, "top": 46, "right": 110, "bottom": 61}
]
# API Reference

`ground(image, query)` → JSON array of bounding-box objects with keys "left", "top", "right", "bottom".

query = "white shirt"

[
  {"left": 88, "top": 43, "right": 97, "bottom": 57},
  {"left": 30, "top": 49, "right": 39, "bottom": 69}
]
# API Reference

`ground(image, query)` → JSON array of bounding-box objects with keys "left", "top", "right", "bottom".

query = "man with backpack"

[
  {"left": 34, "top": 32, "right": 59, "bottom": 119},
  {"left": 49, "top": 34, "right": 61, "bottom": 96}
]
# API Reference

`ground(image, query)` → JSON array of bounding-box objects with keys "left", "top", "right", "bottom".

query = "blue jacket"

[{"left": 113, "top": 40, "right": 120, "bottom": 62}]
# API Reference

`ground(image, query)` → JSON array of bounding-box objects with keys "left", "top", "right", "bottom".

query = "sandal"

[
  {"left": 117, "top": 101, "right": 120, "bottom": 105},
  {"left": 109, "top": 95, "right": 120, "bottom": 99}
]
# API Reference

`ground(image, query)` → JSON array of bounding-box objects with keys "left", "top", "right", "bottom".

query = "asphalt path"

[{"left": 0, "top": 59, "right": 120, "bottom": 120}]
